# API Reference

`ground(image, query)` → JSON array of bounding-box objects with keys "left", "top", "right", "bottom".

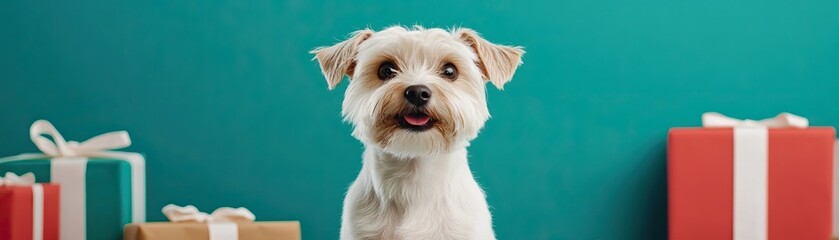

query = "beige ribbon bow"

[
  {"left": 30, "top": 120, "right": 131, "bottom": 158},
  {"left": 162, "top": 204, "right": 255, "bottom": 223},
  {"left": 702, "top": 112, "right": 809, "bottom": 128},
  {"left": 0, "top": 172, "right": 36, "bottom": 186}
]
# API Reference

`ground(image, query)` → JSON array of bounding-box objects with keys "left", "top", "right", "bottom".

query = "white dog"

[{"left": 312, "top": 26, "right": 523, "bottom": 240}]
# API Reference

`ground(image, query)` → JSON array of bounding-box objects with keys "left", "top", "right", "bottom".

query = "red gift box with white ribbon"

[
  {"left": 0, "top": 172, "right": 60, "bottom": 240},
  {"left": 669, "top": 112, "right": 835, "bottom": 240}
]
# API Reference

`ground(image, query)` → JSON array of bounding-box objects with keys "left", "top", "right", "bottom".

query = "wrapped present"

[
  {"left": 124, "top": 204, "right": 301, "bottom": 240},
  {"left": 0, "top": 172, "right": 60, "bottom": 240},
  {"left": 0, "top": 120, "right": 145, "bottom": 240},
  {"left": 669, "top": 112, "right": 835, "bottom": 240}
]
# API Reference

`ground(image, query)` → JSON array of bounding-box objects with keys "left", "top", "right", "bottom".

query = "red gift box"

[
  {"left": 0, "top": 184, "right": 60, "bottom": 240},
  {"left": 668, "top": 113, "right": 835, "bottom": 240}
]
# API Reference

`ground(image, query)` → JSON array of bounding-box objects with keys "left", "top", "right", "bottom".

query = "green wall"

[{"left": 2, "top": 1, "right": 838, "bottom": 239}]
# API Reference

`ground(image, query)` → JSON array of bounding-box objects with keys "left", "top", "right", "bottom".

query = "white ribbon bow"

[
  {"left": 30, "top": 120, "right": 131, "bottom": 157},
  {"left": 162, "top": 204, "right": 256, "bottom": 223},
  {"left": 702, "top": 112, "right": 809, "bottom": 128},
  {"left": 0, "top": 172, "right": 36, "bottom": 186}
]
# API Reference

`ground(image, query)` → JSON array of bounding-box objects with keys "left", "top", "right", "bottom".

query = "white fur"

[{"left": 312, "top": 26, "right": 523, "bottom": 240}]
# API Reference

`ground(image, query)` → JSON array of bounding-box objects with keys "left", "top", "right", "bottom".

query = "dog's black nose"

[{"left": 404, "top": 85, "right": 431, "bottom": 106}]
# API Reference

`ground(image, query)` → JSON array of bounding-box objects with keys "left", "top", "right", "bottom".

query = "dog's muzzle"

[{"left": 398, "top": 85, "right": 435, "bottom": 131}]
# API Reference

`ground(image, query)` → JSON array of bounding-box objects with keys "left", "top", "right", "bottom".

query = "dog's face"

[{"left": 312, "top": 26, "right": 523, "bottom": 157}]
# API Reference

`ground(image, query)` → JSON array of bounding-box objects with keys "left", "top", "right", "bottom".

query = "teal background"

[{"left": 1, "top": 0, "right": 838, "bottom": 239}]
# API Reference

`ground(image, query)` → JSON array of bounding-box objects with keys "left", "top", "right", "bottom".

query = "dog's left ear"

[
  {"left": 310, "top": 29, "right": 374, "bottom": 90},
  {"left": 456, "top": 28, "right": 525, "bottom": 90}
]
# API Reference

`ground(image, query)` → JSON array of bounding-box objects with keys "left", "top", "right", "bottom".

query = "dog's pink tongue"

[{"left": 404, "top": 115, "right": 431, "bottom": 126}]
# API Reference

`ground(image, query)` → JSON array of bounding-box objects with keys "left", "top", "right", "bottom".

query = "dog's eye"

[
  {"left": 441, "top": 63, "right": 458, "bottom": 80},
  {"left": 377, "top": 62, "right": 398, "bottom": 80}
]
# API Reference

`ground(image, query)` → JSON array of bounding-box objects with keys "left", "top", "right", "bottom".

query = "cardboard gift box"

[
  {"left": 124, "top": 204, "right": 301, "bottom": 240},
  {"left": 0, "top": 172, "right": 60, "bottom": 240},
  {"left": 0, "top": 120, "right": 145, "bottom": 240},
  {"left": 669, "top": 113, "right": 835, "bottom": 240},
  {"left": 123, "top": 222, "right": 301, "bottom": 240}
]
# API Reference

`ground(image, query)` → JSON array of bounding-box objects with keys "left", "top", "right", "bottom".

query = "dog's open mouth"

[{"left": 396, "top": 110, "right": 435, "bottom": 132}]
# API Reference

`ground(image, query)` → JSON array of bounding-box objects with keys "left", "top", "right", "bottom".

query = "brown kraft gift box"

[{"left": 124, "top": 221, "right": 301, "bottom": 240}]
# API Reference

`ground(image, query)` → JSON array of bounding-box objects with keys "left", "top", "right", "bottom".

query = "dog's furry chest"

[
  {"left": 340, "top": 149, "right": 495, "bottom": 240},
  {"left": 347, "top": 190, "right": 474, "bottom": 240}
]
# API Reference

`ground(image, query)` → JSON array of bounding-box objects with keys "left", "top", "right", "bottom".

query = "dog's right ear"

[{"left": 310, "top": 29, "right": 374, "bottom": 90}]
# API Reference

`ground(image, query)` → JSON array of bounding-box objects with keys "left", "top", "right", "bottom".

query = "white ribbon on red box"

[
  {"left": 0, "top": 120, "right": 146, "bottom": 240},
  {"left": 0, "top": 172, "right": 44, "bottom": 240},
  {"left": 702, "top": 112, "right": 809, "bottom": 240},
  {"left": 163, "top": 204, "right": 256, "bottom": 240}
]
